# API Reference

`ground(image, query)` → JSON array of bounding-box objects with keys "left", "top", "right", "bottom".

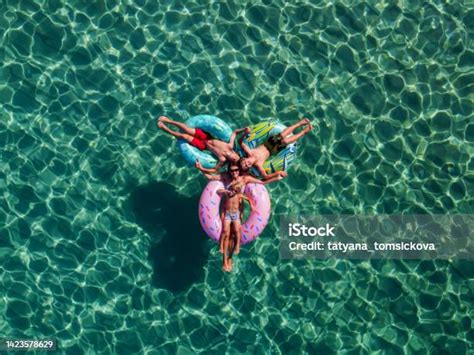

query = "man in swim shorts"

[
  {"left": 158, "top": 116, "right": 248, "bottom": 170},
  {"left": 238, "top": 118, "right": 313, "bottom": 179}
]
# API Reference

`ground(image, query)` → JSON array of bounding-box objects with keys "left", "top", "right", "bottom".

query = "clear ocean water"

[{"left": 1, "top": 0, "right": 473, "bottom": 353}]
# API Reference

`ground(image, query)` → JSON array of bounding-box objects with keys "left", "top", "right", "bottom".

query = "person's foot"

[
  {"left": 223, "top": 258, "right": 231, "bottom": 272},
  {"left": 159, "top": 116, "right": 171, "bottom": 123},
  {"left": 303, "top": 124, "right": 313, "bottom": 133},
  {"left": 157, "top": 121, "right": 166, "bottom": 130},
  {"left": 235, "top": 245, "right": 240, "bottom": 255},
  {"left": 300, "top": 118, "right": 310, "bottom": 126},
  {"left": 219, "top": 237, "right": 224, "bottom": 253},
  {"left": 223, "top": 255, "right": 228, "bottom": 271},
  {"left": 227, "top": 258, "right": 233, "bottom": 272}
]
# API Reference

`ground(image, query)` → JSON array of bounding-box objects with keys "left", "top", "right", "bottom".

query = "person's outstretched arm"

[
  {"left": 195, "top": 159, "right": 225, "bottom": 174},
  {"left": 238, "top": 134, "right": 252, "bottom": 157},
  {"left": 244, "top": 171, "right": 287, "bottom": 185},
  {"left": 196, "top": 164, "right": 223, "bottom": 180},
  {"left": 255, "top": 164, "right": 285, "bottom": 180},
  {"left": 217, "top": 189, "right": 234, "bottom": 197},
  {"left": 203, "top": 173, "right": 221, "bottom": 181},
  {"left": 229, "top": 127, "right": 251, "bottom": 147}
]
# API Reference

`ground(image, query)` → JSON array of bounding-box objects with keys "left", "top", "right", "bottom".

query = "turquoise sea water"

[{"left": 1, "top": 0, "right": 473, "bottom": 353}]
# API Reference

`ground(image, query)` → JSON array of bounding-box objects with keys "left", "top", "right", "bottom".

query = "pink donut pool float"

[{"left": 198, "top": 180, "right": 271, "bottom": 244}]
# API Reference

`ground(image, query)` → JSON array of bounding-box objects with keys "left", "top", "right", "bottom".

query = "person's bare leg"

[
  {"left": 158, "top": 122, "right": 194, "bottom": 143},
  {"left": 220, "top": 219, "right": 230, "bottom": 253},
  {"left": 233, "top": 220, "right": 242, "bottom": 255},
  {"left": 222, "top": 234, "right": 229, "bottom": 271},
  {"left": 222, "top": 221, "right": 231, "bottom": 271},
  {"left": 282, "top": 124, "right": 313, "bottom": 145},
  {"left": 158, "top": 116, "right": 196, "bottom": 136},
  {"left": 223, "top": 249, "right": 228, "bottom": 271},
  {"left": 279, "top": 118, "right": 310, "bottom": 137},
  {"left": 219, "top": 237, "right": 224, "bottom": 254},
  {"left": 222, "top": 235, "right": 228, "bottom": 271},
  {"left": 223, "top": 254, "right": 228, "bottom": 271},
  {"left": 227, "top": 232, "right": 235, "bottom": 272},
  {"left": 227, "top": 255, "right": 233, "bottom": 272}
]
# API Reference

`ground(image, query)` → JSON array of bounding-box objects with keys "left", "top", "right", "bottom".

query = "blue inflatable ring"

[{"left": 178, "top": 115, "right": 233, "bottom": 169}]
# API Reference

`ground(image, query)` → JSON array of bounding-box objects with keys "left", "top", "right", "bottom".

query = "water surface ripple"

[{"left": 1, "top": 0, "right": 473, "bottom": 353}]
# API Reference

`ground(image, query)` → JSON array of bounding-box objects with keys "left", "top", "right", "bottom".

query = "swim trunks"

[
  {"left": 224, "top": 211, "right": 240, "bottom": 221},
  {"left": 263, "top": 134, "right": 287, "bottom": 154},
  {"left": 190, "top": 128, "right": 211, "bottom": 151}
]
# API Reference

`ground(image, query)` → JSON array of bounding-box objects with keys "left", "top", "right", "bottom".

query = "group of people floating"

[{"left": 158, "top": 115, "right": 312, "bottom": 271}]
